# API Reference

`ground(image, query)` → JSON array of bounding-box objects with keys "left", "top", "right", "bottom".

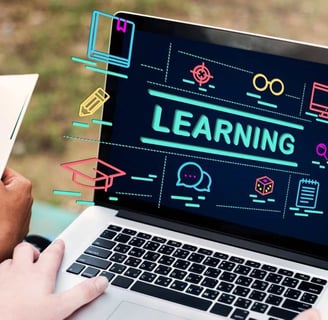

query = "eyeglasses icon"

[
  {"left": 316, "top": 143, "right": 328, "bottom": 161},
  {"left": 253, "top": 73, "right": 285, "bottom": 96}
]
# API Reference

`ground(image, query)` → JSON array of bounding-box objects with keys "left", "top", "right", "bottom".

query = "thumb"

[
  {"left": 56, "top": 276, "right": 108, "bottom": 319},
  {"left": 294, "top": 308, "right": 321, "bottom": 320}
]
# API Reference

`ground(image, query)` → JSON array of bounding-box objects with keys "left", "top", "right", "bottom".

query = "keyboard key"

[
  {"left": 112, "top": 275, "right": 134, "bottom": 288},
  {"left": 266, "top": 294, "right": 283, "bottom": 306},
  {"left": 173, "top": 249, "right": 189, "bottom": 259},
  {"left": 77, "top": 254, "right": 111, "bottom": 269},
  {"left": 262, "top": 264, "right": 277, "bottom": 272},
  {"left": 189, "top": 263, "right": 206, "bottom": 274},
  {"left": 143, "top": 251, "right": 160, "bottom": 262},
  {"left": 234, "top": 265, "right": 251, "bottom": 275},
  {"left": 233, "top": 286, "right": 250, "bottom": 297},
  {"left": 186, "top": 273, "right": 202, "bottom": 284},
  {"left": 143, "top": 241, "right": 160, "bottom": 251},
  {"left": 124, "top": 257, "right": 141, "bottom": 267},
  {"left": 251, "top": 279, "right": 269, "bottom": 291},
  {"left": 250, "top": 268, "right": 267, "bottom": 279},
  {"left": 107, "top": 224, "right": 122, "bottom": 232},
  {"left": 129, "top": 247, "right": 145, "bottom": 258},
  {"left": 202, "top": 288, "right": 219, "bottom": 300},
  {"left": 186, "top": 284, "right": 203, "bottom": 296},
  {"left": 231, "top": 308, "right": 249, "bottom": 320},
  {"left": 295, "top": 273, "right": 310, "bottom": 281},
  {"left": 124, "top": 267, "right": 141, "bottom": 278},
  {"left": 100, "top": 229, "right": 116, "bottom": 239},
  {"left": 158, "top": 245, "right": 175, "bottom": 255},
  {"left": 200, "top": 277, "right": 218, "bottom": 289},
  {"left": 182, "top": 244, "right": 197, "bottom": 251},
  {"left": 114, "top": 233, "right": 131, "bottom": 243},
  {"left": 110, "top": 253, "right": 126, "bottom": 263},
  {"left": 220, "top": 271, "right": 237, "bottom": 282},
  {"left": 282, "top": 277, "right": 299, "bottom": 288},
  {"left": 219, "top": 261, "right": 235, "bottom": 271},
  {"left": 268, "top": 306, "right": 298, "bottom": 320},
  {"left": 213, "top": 252, "right": 229, "bottom": 260},
  {"left": 128, "top": 237, "right": 145, "bottom": 247},
  {"left": 136, "top": 232, "right": 151, "bottom": 239},
  {"left": 217, "top": 281, "right": 234, "bottom": 293},
  {"left": 301, "top": 292, "right": 318, "bottom": 304},
  {"left": 140, "top": 261, "right": 156, "bottom": 271},
  {"left": 198, "top": 248, "right": 213, "bottom": 256},
  {"left": 158, "top": 255, "right": 175, "bottom": 266},
  {"left": 249, "top": 290, "right": 266, "bottom": 301},
  {"left": 284, "top": 288, "right": 302, "bottom": 300},
  {"left": 154, "top": 265, "right": 171, "bottom": 276},
  {"left": 311, "top": 277, "right": 327, "bottom": 286},
  {"left": 210, "top": 302, "right": 233, "bottom": 317},
  {"left": 266, "top": 273, "right": 283, "bottom": 284},
  {"left": 173, "top": 259, "right": 190, "bottom": 270},
  {"left": 218, "top": 293, "right": 235, "bottom": 304},
  {"left": 140, "top": 271, "right": 156, "bottom": 282},
  {"left": 167, "top": 240, "right": 182, "bottom": 247},
  {"left": 278, "top": 268, "right": 294, "bottom": 277},
  {"left": 268, "top": 284, "right": 285, "bottom": 295},
  {"left": 188, "top": 253, "right": 205, "bottom": 263},
  {"left": 114, "top": 243, "right": 131, "bottom": 254},
  {"left": 132, "top": 281, "right": 212, "bottom": 311},
  {"left": 152, "top": 236, "right": 166, "bottom": 243},
  {"left": 204, "top": 267, "right": 221, "bottom": 278},
  {"left": 100, "top": 271, "right": 115, "bottom": 282},
  {"left": 81, "top": 266, "right": 100, "bottom": 278},
  {"left": 298, "top": 281, "right": 324, "bottom": 294},
  {"left": 92, "top": 238, "right": 115, "bottom": 250},
  {"left": 245, "top": 260, "right": 261, "bottom": 268},
  {"left": 235, "top": 276, "right": 252, "bottom": 287},
  {"left": 229, "top": 256, "right": 244, "bottom": 264},
  {"left": 282, "top": 299, "right": 312, "bottom": 312},
  {"left": 110, "top": 263, "right": 126, "bottom": 274},
  {"left": 234, "top": 297, "right": 251, "bottom": 309},
  {"left": 67, "top": 263, "right": 85, "bottom": 275},
  {"left": 170, "top": 269, "right": 187, "bottom": 280},
  {"left": 171, "top": 280, "right": 188, "bottom": 291},
  {"left": 203, "top": 256, "right": 220, "bottom": 267},
  {"left": 251, "top": 302, "right": 268, "bottom": 314},
  {"left": 122, "top": 228, "right": 137, "bottom": 235},
  {"left": 155, "top": 276, "right": 172, "bottom": 287}
]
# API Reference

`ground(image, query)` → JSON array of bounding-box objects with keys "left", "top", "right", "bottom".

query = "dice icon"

[{"left": 255, "top": 176, "right": 274, "bottom": 196}]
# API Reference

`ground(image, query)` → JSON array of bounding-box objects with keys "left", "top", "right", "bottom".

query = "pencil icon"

[{"left": 79, "top": 88, "right": 110, "bottom": 117}]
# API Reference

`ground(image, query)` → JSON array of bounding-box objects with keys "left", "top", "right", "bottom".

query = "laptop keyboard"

[{"left": 67, "top": 224, "right": 327, "bottom": 320}]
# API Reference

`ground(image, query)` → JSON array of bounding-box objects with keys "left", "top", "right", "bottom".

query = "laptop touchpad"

[{"left": 107, "top": 301, "right": 189, "bottom": 320}]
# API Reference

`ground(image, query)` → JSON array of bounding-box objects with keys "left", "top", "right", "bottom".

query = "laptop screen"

[{"left": 95, "top": 12, "right": 328, "bottom": 260}]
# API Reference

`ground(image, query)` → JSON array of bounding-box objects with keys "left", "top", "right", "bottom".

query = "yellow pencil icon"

[{"left": 79, "top": 88, "right": 110, "bottom": 117}]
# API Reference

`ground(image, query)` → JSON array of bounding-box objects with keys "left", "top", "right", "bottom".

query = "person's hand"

[
  {"left": 0, "top": 167, "right": 33, "bottom": 261},
  {"left": 0, "top": 239, "right": 108, "bottom": 320},
  {"left": 294, "top": 308, "right": 321, "bottom": 320}
]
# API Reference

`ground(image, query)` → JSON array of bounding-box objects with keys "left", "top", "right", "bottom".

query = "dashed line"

[
  {"left": 158, "top": 156, "right": 167, "bottom": 208},
  {"left": 165, "top": 43, "right": 172, "bottom": 83},
  {"left": 283, "top": 174, "right": 292, "bottom": 219},
  {"left": 141, "top": 64, "right": 163, "bottom": 72},
  {"left": 299, "top": 83, "right": 307, "bottom": 116}
]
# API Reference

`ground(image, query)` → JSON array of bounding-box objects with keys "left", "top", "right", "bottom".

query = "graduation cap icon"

[{"left": 61, "top": 157, "right": 126, "bottom": 192}]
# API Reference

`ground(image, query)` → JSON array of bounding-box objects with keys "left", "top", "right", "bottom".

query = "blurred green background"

[{"left": 1, "top": 0, "right": 327, "bottom": 214}]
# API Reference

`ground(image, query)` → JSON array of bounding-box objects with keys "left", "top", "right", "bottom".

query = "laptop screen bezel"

[{"left": 95, "top": 11, "right": 328, "bottom": 262}]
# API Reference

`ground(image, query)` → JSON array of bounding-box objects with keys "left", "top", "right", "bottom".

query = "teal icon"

[{"left": 295, "top": 179, "right": 320, "bottom": 209}]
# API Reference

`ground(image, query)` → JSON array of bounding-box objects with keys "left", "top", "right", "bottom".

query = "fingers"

[
  {"left": 56, "top": 276, "right": 108, "bottom": 319},
  {"left": 12, "top": 242, "right": 40, "bottom": 264},
  {"left": 294, "top": 308, "right": 321, "bottom": 320}
]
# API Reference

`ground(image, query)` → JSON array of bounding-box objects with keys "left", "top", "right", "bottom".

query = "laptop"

[{"left": 55, "top": 11, "right": 328, "bottom": 320}]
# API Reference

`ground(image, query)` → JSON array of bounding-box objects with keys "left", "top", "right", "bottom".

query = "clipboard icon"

[{"left": 87, "top": 11, "right": 135, "bottom": 68}]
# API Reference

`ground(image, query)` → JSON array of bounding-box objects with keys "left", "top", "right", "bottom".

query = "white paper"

[{"left": 0, "top": 74, "right": 39, "bottom": 176}]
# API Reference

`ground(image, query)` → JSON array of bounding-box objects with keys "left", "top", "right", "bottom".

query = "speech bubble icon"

[
  {"left": 176, "top": 162, "right": 203, "bottom": 189},
  {"left": 195, "top": 171, "right": 212, "bottom": 192}
]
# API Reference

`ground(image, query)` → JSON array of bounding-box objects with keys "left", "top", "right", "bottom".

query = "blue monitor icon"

[{"left": 87, "top": 11, "right": 135, "bottom": 68}]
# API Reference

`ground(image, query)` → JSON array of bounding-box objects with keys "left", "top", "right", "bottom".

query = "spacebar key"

[{"left": 131, "top": 281, "right": 212, "bottom": 311}]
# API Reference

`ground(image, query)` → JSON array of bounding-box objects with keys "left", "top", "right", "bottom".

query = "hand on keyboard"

[
  {"left": 0, "top": 239, "right": 108, "bottom": 320},
  {"left": 294, "top": 308, "right": 321, "bottom": 320}
]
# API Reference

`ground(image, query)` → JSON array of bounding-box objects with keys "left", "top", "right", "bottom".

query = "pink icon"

[
  {"left": 309, "top": 82, "right": 328, "bottom": 119},
  {"left": 190, "top": 62, "right": 214, "bottom": 86},
  {"left": 316, "top": 143, "right": 328, "bottom": 161},
  {"left": 116, "top": 18, "right": 127, "bottom": 33},
  {"left": 255, "top": 176, "right": 274, "bottom": 196},
  {"left": 61, "top": 157, "right": 126, "bottom": 191}
]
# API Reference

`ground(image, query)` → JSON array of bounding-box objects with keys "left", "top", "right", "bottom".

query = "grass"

[{"left": 1, "top": 0, "right": 327, "bottom": 212}]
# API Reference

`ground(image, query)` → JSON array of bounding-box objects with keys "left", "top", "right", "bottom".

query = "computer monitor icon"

[
  {"left": 87, "top": 11, "right": 135, "bottom": 68},
  {"left": 309, "top": 82, "right": 328, "bottom": 120}
]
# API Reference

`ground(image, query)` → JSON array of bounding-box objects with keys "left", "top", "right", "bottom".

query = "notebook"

[
  {"left": 55, "top": 11, "right": 327, "bottom": 320},
  {"left": 0, "top": 74, "right": 38, "bottom": 176}
]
